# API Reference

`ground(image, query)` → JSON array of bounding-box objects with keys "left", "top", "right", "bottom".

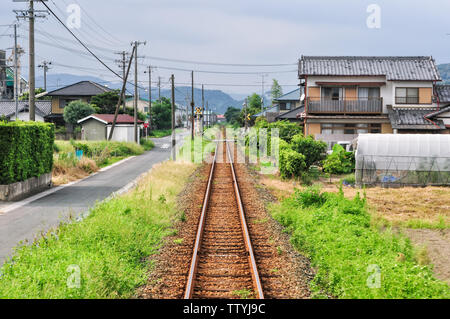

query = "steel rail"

[
  {"left": 226, "top": 141, "right": 264, "bottom": 299},
  {"left": 184, "top": 142, "right": 218, "bottom": 299}
]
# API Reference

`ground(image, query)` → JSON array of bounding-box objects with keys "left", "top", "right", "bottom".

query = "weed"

[{"left": 232, "top": 289, "right": 254, "bottom": 299}]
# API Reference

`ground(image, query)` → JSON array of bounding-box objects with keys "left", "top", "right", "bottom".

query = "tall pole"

[
  {"left": 132, "top": 41, "right": 146, "bottom": 143},
  {"left": 201, "top": 84, "right": 204, "bottom": 133},
  {"left": 115, "top": 51, "right": 128, "bottom": 111},
  {"left": 29, "top": 0, "right": 35, "bottom": 121},
  {"left": 190, "top": 71, "right": 194, "bottom": 140},
  {"left": 205, "top": 101, "right": 209, "bottom": 128},
  {"left": 171, "top": 74, "right": 176, "bottom": 161},
  {"left": 14, "top": 24, "right": 18, "bottom": 120},
  {"left": 261, "top": 74, "right": 265, "bottom": 112},
  {"left": 244, "top": 98, "right": 248, "bottom": 131},
  {"left": 145, "top": 66, "right": 152, "bottom": 131},
  {"left": 158, "top": 76, "right": 161, "bottom": 102},
  {"left": 38, "top": 60, "right": 51, "bottom": 91}
]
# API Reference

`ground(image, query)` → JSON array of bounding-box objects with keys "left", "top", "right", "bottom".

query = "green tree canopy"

[
  {"left": 90, "top": 90, "right": 120, "bottom": 114},
  {"left": 240, "top": 93, "right": 262, "bottom": 126},
  {"left": 63, "top": 100, "right": 96, "bottom": 126},
  {"left": 19, "top": 88, "right": 51, "bottom": 101},
  {"left": 151, "top": 97, "right": 172, "bottom": 129},
  {"left": 224, "top": 106, "right": 241, "bottom": 124},
  {"left": 271, "top": 79, "right": 283, "bottom": 103}
]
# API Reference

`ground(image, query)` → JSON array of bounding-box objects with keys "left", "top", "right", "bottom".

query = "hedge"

[{"left": 0, "top": 121, "right": 55, "bottom": 185}]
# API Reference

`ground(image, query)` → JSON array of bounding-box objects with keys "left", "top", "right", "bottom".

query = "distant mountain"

[
  {"left": 35, "top": 73, "right": 244, "bottom": 114},
  {"left": 437, "top": 64, "right": 450, "bottom": 84}
]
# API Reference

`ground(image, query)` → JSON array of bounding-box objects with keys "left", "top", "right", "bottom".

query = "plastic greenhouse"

[{"left": 355, "top": 134, "right": 450, "bottom": 187}]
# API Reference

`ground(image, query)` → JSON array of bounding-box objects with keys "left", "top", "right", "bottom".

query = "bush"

[
  {"left": 63, "top": 101, "right": 96, "bottom": 126},
  {"left": 323, "top": 144, "right": 355, "bottom": 175},
  {"left": 0, "top": 121, "right": 54, "bottom": 184},
  {"left": 279, "top": 148, "right": 307, "bottom": 179},
  {"left": 290, "top": 134, "right": 327, "bottom": 169}
]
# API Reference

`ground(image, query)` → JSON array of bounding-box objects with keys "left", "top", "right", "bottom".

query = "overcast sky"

[{"left": 1, "top": 0, "right": 450, "bottom": 97}]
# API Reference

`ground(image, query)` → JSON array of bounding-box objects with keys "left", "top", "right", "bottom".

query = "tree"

[
  {"left": 239, "top": 93, "right": 262, "bottom": 126},
  {"left": 90, "top": 90, "right": 120, "bottom": 114},
  {"left": 19, "top": 88, "right": 51, "bottom": 101},
  {"left": 271, "top": 79, "right": 283, "bottom": 103},
  {"left": 63, "top": 100, "right": 96, "bottom": 126},
  {"left": 224, "top": 106, "right": 241, "bottom": 124},
  {"left": 290, "top": 134, "right": 327, "bottom": 169},
  {"left": 151, "top": 97, "right": 172, "bottom": 129}
]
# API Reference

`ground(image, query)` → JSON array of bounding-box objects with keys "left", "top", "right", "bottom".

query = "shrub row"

[{"left": 0, "top": 121, "right": 54, "bottom": 184}]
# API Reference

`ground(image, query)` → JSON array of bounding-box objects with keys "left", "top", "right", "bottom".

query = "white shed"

[{"left": 77, "top": 114, "right": 142, "bottom": 143}]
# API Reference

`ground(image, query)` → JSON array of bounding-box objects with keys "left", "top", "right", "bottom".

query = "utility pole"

[
  {"left": 109, "top": 45, "right": 135, "bottom": 141},
  {"left": 201, "top": 84, "right": 204, "bottom": 134},
  {"left": 158, "top": 76, "right": 161, "bottom": 102},
  {"left": 190, "top": 71, "right": 194, "bottom": 140},
  {"left": 205, "top": 100, "right": 209, "bottom": 128},
  {"left": 171, "top": 74, "right": 176, "bottom": 161},
  {"left": 14, "top": 0, "right": 48, "bottom": 121},
  {"left": 244, "top": 98, "right": 248, "bottom": 131},
  {"left": 132, "top": 40, "right": 146, "bottom": 143},
  {"left": 115, "top": 50, "right": 128, "bottom": 111},
  {"left": 144, "top": 66, "right": 154, "bottom": 131},
  {"left": 13, "top": 23, "right": 18, "bottom": 120},
  {"left": 38, "top": 60, "right": 51, "bottom": 91},
  {"left": 261, "top": 74, "right": 267, "bottom": 112}
]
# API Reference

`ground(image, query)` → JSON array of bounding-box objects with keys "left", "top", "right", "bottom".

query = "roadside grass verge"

[
  {"left": 148, "top": 129, "right": 172, "bottom": 138},
  {"left": 270, "top": 186, "right": 450, "bottom": 299},
  {"left": 0, "top": 161, "right": 196, "bottom": 298},
  {"left": 52, "top": 140, "right": 148, "bottom": 185}
]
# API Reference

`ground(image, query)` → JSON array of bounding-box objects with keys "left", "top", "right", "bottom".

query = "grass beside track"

[
  {"left": 0, "top": 161, "right": 196, "bottom": 298},
  {"left": 270, "top": 186, "right": 450, "bottom": 299}
]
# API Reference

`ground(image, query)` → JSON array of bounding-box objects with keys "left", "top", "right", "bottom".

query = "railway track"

[{"left": 184, "top": 140, "right": 264, "bottom": 299}]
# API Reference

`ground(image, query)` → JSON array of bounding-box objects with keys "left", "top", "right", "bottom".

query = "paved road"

[{"left": 0, "top": 135, "right": 177, "bottom": 265}]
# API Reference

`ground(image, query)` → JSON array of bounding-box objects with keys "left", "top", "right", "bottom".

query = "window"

[
  {"left": 144, "top": 107, "right": 149, "bottom": 112},
  {"left": 59, "top": 99, "right": 78, "bottom": 108},
  {"left": 358, "top": 87, "right": 380, "bottom": 100},
  {"left": 396, "top": 88, "right": 419, "bottom": 104},
  {"left": 321, "top": 123, "right": 381, "bottom": 134},
  {"left": 322, "top": 87, "right": 343, "bottom": 100}
]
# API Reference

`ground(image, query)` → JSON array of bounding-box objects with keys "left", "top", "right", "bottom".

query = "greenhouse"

[{"left": 355, "top": 134, "right": 450, "bottom": 187}]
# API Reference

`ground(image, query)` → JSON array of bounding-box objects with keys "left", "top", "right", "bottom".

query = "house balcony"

[{"left": 306, "top": 97, "right": 383, "bottom": 115}]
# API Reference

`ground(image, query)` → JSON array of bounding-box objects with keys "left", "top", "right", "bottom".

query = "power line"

[{"left": 143, "top": 55, "right": 297, "bottom": 67}]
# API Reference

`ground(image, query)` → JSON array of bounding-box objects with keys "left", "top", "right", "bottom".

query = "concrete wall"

[
  {"left": 0, "top": 172, "right": 52, "bottom": 201},
  {"left": 81, "top": 119, "right": 106, "bottom": 140},
  {"left": 106, "top": 125, "right": 140, "bottom": 143}
]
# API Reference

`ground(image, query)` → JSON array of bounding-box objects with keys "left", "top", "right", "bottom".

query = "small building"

[
  {"left": 0, "top": 100, "right": 51, "bottom": 122},
  {"left": 46, "top": 81, "right": 112, "bottom": 126},
  {"left": 254, "top": 88, "right": 304, "bottom": 123},
  {"left": 77, "top": 114, "right": 143, "bottom": 143},
  {"left": 125, "top": 97, "right": 150, "bottom": 113}
]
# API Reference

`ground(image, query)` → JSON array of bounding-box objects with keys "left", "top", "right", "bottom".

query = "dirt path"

[{"left": 403, "top": 229, "right": 450, "bottom": 285}]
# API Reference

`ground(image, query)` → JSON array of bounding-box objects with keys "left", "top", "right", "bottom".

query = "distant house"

[
  {"left": 299, "top": 56, "right": 449, "bottom": 147},
  {"left": 125, "top": 97, "right": 150, "bottom": 113},
  {"left": 0, "top": 100, "right": 51, "bottom": 122},
  {"left": 254, "top": 88, "right": 304, "bottom": 122},
  {"left": 77, "top": 114, "right": 143, "bottom": 143},
  {"left": 45, "top": 81, "right": 112, "bottom": 125},
  {"left": 216, "top": 114, "right": 226, "bottom": 123}
]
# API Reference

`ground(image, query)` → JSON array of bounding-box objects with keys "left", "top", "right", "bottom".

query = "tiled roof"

[
  {"left": 78, "top": 114, "right": 143, "bottom": 124},
  {"left": 435, "top": 85, "right": 450, "bottom": 103},
  {"left": 387, "top": 107, "right": 445, "bottom": 130},
  {"left": 275, "top": 106, "right": 305, "bottom": 120},
  {"left": 47, "top": 81, "right": 112, "bottom": 96},
  {"left": 0, "top": 100, "right": 52, "bottom": 117},
  {"left": 299, "top": 56, "right": 441, "bottom": 81},
  {"left": 274, "top": 88, "right": 303, "bottom": 101}
]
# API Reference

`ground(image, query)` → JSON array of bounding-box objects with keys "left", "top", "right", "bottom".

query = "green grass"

[
  {"left": 270, "top": 186, "right": 450, "bottom": 299},
  {"left": 140, "top": 138, "right": 155, "bottom": 151},
  {"left": 0, "top": 161, "right": 196, "bottom": 298},
  {"left": 97, "top": 156, "right": 126, "bottom": 168},
  {"left": 402, "top": 216, "right": 448, "bottom": 230},
  {"left": 148, "top": 129, "right": 172, "bottom": 138}
]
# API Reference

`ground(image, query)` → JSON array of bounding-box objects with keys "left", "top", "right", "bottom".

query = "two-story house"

[
  {"left": 298, "top": 56, "right": 448, "bottom": 147},
  {"left": 45, "top": 81, "right": 112, "bottom": 126}
]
